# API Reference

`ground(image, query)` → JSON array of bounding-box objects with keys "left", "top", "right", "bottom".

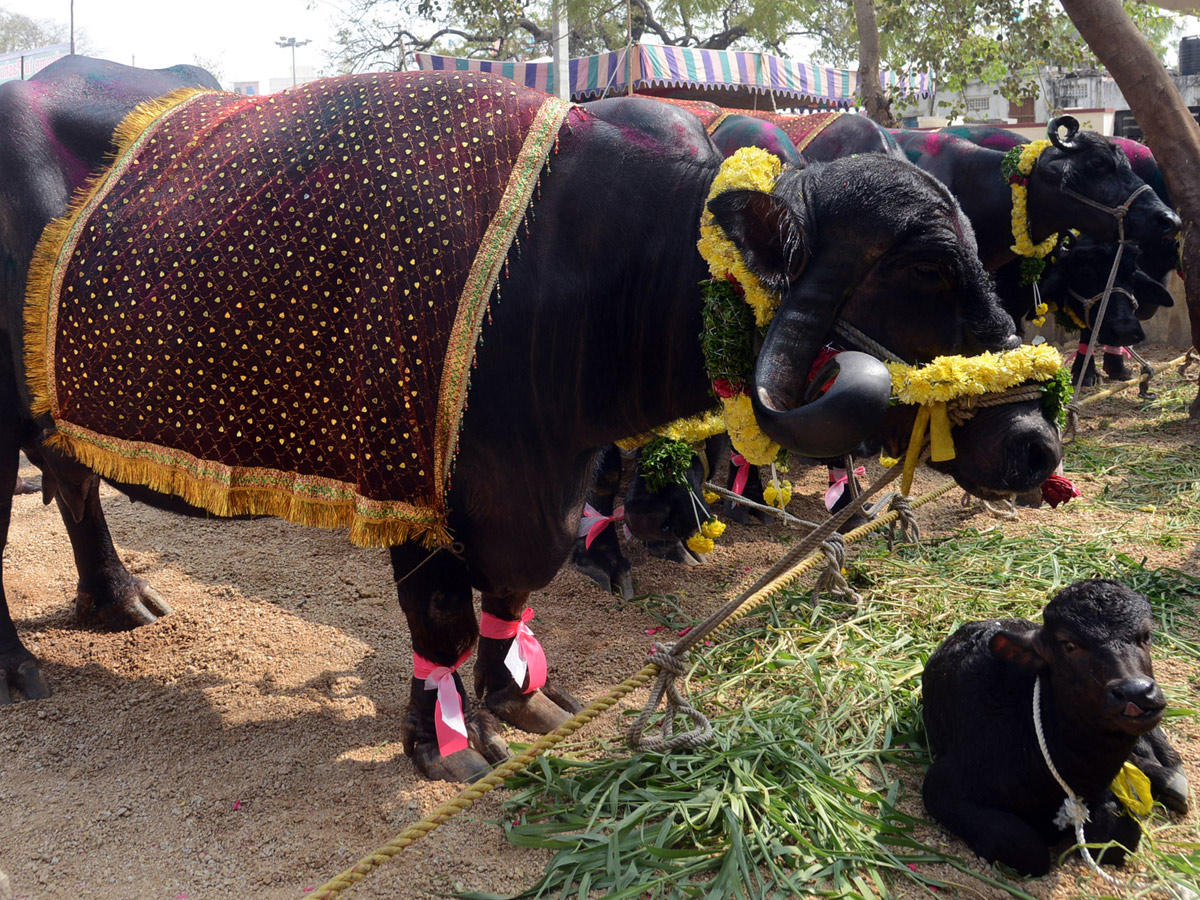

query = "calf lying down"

[{"left": 922, "top": 579, "right": 1184, "bottom": 876}]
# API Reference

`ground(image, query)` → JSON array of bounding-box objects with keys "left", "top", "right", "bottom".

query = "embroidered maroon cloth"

[
  {"left": 649, "top": 97, "right": 841, "bottom": 153},
  {"left": 27, "top": 72, "right": 571, "bottom": 547}
]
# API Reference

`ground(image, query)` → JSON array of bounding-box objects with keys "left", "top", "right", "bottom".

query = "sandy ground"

[{"left": 2, "top": 349, "right": 1199, "bottom": 900}]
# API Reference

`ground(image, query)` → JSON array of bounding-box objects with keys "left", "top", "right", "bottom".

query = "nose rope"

[
  {"left": 1056, "top": 183, "right": 1156, "bottom": 408},
  {"left": 1069, "top": 285, "right": 1139, "bottom": 320}
]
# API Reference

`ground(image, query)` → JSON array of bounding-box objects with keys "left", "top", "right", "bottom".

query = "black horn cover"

[
  {"left": 1048, "top": 115, "right": 1082, "bottom": 152},
  {"left": 751, "top": 305, "right": 893, "bottom": 458}
]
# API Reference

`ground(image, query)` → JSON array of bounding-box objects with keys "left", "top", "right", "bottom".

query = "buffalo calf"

[{"left": 922, "top": 579, "right": 1175, "bottom": 876}]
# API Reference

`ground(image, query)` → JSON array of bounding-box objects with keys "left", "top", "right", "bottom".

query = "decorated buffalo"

[
  {"left": 891, "top": 118, "right": 1179, "bottom": 272},
  {"left": 1, "top": 59, "right": 1060, "bottom": 782}
]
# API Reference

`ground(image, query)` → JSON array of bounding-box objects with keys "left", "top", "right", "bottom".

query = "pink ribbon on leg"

[
  {"left": 824, "top": 465, "right": 865, "bottom": 512},
  {"left": 578, "top": 503, "right": 625, "bottom": 549},
  {"left": 412, "top": 648, "right": 473, "bottom": 757},
  {"left": 730, "top": 453, "right": 751, "bottom": 496},
  {"left": 479, "top": 608, "right": 547, "bottom": 694}
]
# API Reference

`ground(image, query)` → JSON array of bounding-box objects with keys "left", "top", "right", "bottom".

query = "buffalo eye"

[
  {"left": 1058, "top": 638, "right": 1080, "bottom": 654},
  {"left": 911, "top": 262, "right": 951, "bottom": 287}
]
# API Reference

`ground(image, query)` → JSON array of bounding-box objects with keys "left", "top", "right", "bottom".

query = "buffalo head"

[
  {"left": 1027, "top": 116, "right": 1180, "bottom": 247},
  {"left": 709, "top": 154, "right": 1061, "bottom": 499}
]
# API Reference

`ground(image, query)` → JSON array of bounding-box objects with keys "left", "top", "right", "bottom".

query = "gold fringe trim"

[
  {"left": 47, "top": 426, "right": 452, "bottom": 549},
  {"left": 22, "top": 86, "right": 453, "bottom": 550}
]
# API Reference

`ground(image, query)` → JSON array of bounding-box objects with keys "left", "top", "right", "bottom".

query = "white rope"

[{"left": 1032, "top": 676, "right": 1123, "bottom": 886}]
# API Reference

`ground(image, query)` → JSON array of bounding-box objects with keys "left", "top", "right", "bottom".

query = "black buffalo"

[
  {"left": 922, "top": 579, "right": 1173, "bottom": 876},
  {"left": 1, "top": 60, "right": 1059, "bottom": 781},
  {"left": 892, "top": 119, "right": 1179, "bottom": 273}
]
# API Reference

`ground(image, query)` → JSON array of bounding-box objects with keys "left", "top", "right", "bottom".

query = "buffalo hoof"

[
  {"left": 0, "top": 652, "right": 52, "bottom": 705},
  {"left": 1157, "top": 770, "right": 1190, "bottom": 815},
  {"left": 76, "top": 576, "right": 173, "bottom": 630},
  {"left": 485, "top": 684, "right": 576, "bottom": 733},
  {"left": 411, "top": 744, "right": 494, "bottom": 782},
  {"left": 1014, "top": 487, "right": 1044, "bottom": 509},
  {"left": 13, "top": 475, "right": 40, "bottom": 495},
  {"left": 645, "top": 540, "right": 702, "bottom": 565},
  {"left": 573, "top": 558, "right": 634, "bottom": 599}
]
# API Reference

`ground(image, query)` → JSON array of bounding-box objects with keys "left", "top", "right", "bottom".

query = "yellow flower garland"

[
  {"left": 1009, "top": 140, "right": 1058, "bottom": 261},
  {"left": 886, "top": 344, "right": 1063, "bottom": 406},
  {"left": 696, "top": 147, "right": 784, "bottom": 328},
  {"left": 886, "top": 344, "right": 1064, "bottom": 493}
]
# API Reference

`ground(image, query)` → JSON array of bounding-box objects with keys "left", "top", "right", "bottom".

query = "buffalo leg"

[
  {"left": 475, "top": 592, "right": 582, "bottom": 733},
  {"left": 55, "top": 475, "right": 171, "bottom": 630},
  {"left": 923, "top": 762, "right": 1052, "bottom": 876},
  {"left": 391, "top": 542, "right": 504, "bottom": 782},
  {"left": 1130, "top": 726, "right": 1189, "bottom": 814},
  {"left": 571, "top": 445, "right": 634, "bottom": 598},
  {"left": 0, "top": 407, "right": 51, "bottom": 704}
]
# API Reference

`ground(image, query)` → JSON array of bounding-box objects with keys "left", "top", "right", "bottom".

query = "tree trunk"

[
  {"left": 1058, "top": 0, "right": 1200, "bottom": 414},
  {"left": 853, "top": 0, "right": 896, "bottom": 127}
]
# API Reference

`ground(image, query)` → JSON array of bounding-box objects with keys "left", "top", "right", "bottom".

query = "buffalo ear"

[
  {"left": 707, "top": 188, "right": 809, "bottom": 293},
  {"left": 990, "top": 628, "right": 1050, "bottom": 670},
  {"left": 1133, "top": 269, "right": 1175, "bottom": 309}
]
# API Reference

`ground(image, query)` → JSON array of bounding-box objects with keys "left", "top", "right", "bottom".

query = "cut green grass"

[{"left": 461, "top": 369, "right": 1200, "bottom": 900}]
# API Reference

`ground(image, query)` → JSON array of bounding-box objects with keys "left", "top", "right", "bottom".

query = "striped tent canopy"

[{"left": 415, "top": 43, "right": 932, "bottom": 109}]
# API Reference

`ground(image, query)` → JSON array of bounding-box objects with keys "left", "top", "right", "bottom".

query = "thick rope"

[
  {"left": 812, "top": 534, "right": 862, "bottom": 605},
  {"left": 307, "top": 477, "right": 958, "bottom": 900},
  {"left": 832, "top": 319, "right": 909, "bottom": 364},
  {"left": 1064, "top": 352, "right": 1187, "bottom": 441}
]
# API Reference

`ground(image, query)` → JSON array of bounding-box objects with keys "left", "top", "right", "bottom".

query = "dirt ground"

[{"left": 2, "top": 348, "right": 1199, "bottom": 900}]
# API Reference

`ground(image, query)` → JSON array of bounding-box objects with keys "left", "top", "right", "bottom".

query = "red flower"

[
  {"left": 723, "top": 273, "right": 745, "bottom": 297},
  {"left": 1041, "top": 474, "right": 1081, "bottom": 508},
  {"left": 712, "top": 378, "right": 743, "bottom": 399}
]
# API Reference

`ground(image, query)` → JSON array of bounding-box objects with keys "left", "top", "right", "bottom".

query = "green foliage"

[
  {"left": 1039, "top": 366, "right": 1074, "bottom": 430},
  {"left": 640, "top": 437, "right": 695, "bottom": 493},
  {"left": 698, "top": 278, "right": 756, "bottom": 392}
]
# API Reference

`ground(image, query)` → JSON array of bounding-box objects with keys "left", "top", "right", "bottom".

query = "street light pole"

[{"left": 275, "top": 36, "right": 311, "bottom": 87}]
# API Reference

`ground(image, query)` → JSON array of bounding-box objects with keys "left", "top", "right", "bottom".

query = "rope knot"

[{"left": 1053, "top": 795, "right": 1091, "bottom": 831}]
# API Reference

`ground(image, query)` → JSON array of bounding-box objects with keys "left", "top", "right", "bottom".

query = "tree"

[
  {"left": 1057, "top": 0, "right": 1200, "bottom": 415},
  {"left": 0, "top": 7, "right": 69, "bottom": 54},
  {"left": 328, "top": 0, "right": 799, "bottom": 73}
]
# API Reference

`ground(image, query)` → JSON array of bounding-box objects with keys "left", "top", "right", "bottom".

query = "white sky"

[
  {"left": 4, "top": 2, "right": 1200, "bottom": 91},
  {"left": 2, "top": 0, "right": 348, "bottom": 91}
]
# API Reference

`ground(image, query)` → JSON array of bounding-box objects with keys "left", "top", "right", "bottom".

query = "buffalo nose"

[
  {"left": 1109, "top": 677, "right": 1163, "bottom": 714},
  {"left": 1001, "top": 333, "right": 1021, "bottom": 351},
  {"left": 1157, "top": 207, "right": 1183, "bottom": 239}
]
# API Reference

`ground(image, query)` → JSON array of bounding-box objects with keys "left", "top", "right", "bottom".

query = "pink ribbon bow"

[
  {"left": 479, "top": 608, "right": 547, "bottom": 694},
  {"left": 730, "top": 453, "right": 751, "bottom": 496},
  {"left": 412, "top": 648, "right": 473, "bottom": 757},
  {"left": 578, "top": 503, "right": 625, "bottom": 549},
  {"left": 824, "top": 465, "right": 866, "bottom": 511}
]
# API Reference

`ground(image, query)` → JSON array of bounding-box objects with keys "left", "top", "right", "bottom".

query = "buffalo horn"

[
  {"left": 1048, "top": 115, "right": 1082, "bottom": 152},
  {"left": 751, "top": 295, "right": 892, "bottom": 458}
]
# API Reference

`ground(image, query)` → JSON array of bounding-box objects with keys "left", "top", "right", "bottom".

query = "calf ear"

[
  {"left": 989, "top": 629, "right": 1049, "bottom": 671},
  {"left": 707, "top": 189, "right": 809, "bottom": 293}
]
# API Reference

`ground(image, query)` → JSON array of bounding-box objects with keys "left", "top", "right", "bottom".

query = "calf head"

[
  {"left": 991, "top": 579, "right": 1164, "bottom": 737},
  {"left": 1027, "top": 117, "right": 1180, "bottom": 246},
  {"left": 1040, "top": 237, "right": 1169, "bottom": 346}
]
